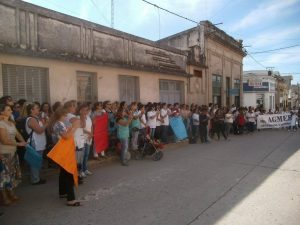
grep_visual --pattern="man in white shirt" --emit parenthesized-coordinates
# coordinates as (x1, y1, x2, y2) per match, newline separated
(191, 109, 200, 142)
(246, 107, 256, 132)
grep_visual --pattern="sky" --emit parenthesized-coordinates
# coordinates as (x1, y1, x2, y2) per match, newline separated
(23, 0, 300, 83)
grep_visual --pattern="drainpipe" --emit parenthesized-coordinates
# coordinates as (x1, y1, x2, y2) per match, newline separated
(240, 62, 243, 107)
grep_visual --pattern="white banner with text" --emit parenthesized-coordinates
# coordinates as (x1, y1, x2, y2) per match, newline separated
(257, 114, 292, 129)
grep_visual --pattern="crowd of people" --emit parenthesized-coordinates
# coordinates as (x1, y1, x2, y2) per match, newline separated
(0, 95, 299, 207)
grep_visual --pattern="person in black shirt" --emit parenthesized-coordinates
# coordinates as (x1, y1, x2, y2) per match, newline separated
(199, 108, 209, 143)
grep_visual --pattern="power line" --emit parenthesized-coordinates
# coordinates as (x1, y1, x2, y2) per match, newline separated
(157, 7, 161, 39)
(246, 52, 266, 69)
(209, 0, 237, 21)
(254, 52, 300, 55)
(111, 0, 114, 28)
(250, 43, 300, 54)
(141, 0, 198, 24)
(89, 0, 110, 25)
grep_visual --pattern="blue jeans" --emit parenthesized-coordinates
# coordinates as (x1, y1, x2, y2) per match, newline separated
(30, 150, 43, 183)
(120, 138, 129, 162)
(82, 143, 91, 172)
(76, 147, 84, 173)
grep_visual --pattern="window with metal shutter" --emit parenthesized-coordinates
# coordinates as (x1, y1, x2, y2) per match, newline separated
(2, 64, 49, 103)
(76, 71, 97, 103)
(159, 80, 184, 104)
(119, 75, 140, 103)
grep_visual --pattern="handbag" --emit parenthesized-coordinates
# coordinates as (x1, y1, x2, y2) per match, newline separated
(24, 126, 42, 169)
(24, 144, 42, 169)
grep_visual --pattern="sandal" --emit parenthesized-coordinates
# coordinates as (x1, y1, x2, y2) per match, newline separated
(66, 201, 81, 207)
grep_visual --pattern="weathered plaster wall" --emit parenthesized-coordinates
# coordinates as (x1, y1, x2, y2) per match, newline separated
(0, 0, 187, 76)
(0, 53, 187, 104)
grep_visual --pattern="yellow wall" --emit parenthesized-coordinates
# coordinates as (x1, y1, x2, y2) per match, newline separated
(0, 54, 187, 104)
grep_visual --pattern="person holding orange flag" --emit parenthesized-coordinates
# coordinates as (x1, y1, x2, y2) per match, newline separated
(47, 107, 81, 206)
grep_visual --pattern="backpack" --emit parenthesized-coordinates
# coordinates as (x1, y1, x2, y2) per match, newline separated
(16, 116, 35, 141)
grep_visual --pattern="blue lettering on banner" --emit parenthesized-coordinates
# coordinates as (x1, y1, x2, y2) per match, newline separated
(258, 114, 292, 129)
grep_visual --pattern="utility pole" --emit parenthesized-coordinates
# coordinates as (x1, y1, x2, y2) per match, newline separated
(111, 0, 114, 28)
(297, 82, 299, 108)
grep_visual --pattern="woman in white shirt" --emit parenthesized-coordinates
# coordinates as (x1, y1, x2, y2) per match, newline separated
(83, 106, 93, 176)
(155, 104, 163, 141)
(26, 103, 47, 185)
(224, 107, 233, 137)
(160, 103, 170, 144)
(75, 103, 88, 178)
(147, 104, 158, 140)
(246, 107, 256, 132)
(139, 104, 147, 139)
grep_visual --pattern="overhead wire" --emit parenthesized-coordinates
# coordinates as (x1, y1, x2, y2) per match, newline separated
(89, 0, 111, 25)
(209, 0, 238, 21)
(244, 49, 267, 69)
(157, 7, 161, 39)
(250, 43, 300, 54)
(141, 0, 199, 24)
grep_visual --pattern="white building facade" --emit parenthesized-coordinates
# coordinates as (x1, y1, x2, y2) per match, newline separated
(243, 71, 276, 110)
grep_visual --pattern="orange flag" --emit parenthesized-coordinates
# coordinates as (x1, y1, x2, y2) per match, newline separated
(47, 137, 78, 186)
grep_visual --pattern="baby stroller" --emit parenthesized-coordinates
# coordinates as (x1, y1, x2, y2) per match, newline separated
(135, 134, 164, 161)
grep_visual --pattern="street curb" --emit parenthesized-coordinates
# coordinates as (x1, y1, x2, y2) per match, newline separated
(22, 140, 189, 181)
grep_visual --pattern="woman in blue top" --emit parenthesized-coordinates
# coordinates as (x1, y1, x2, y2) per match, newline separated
(116, 108, 133, 166)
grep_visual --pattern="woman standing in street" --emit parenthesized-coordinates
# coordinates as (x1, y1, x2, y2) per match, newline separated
(116, 108, 133, 166)
(214, 107, 227, 140)
(224, 107, 233, 137)
(0, 104, 26, 205)
(147, 104, 158, 140)
(48, 107, 81, 206)
(26, 103, 47, 185)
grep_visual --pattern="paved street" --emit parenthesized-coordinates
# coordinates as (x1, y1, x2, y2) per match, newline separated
(1, 130, 300, 225)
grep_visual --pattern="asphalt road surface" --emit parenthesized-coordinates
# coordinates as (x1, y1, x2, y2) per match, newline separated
(1, 129, 300, 225)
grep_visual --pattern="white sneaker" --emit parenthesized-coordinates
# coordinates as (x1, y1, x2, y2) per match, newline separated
(84, 170, 93, 175)
(80, 171, 86, 178)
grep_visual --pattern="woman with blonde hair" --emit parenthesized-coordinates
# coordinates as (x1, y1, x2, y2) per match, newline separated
(48, 107, 81, 206)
